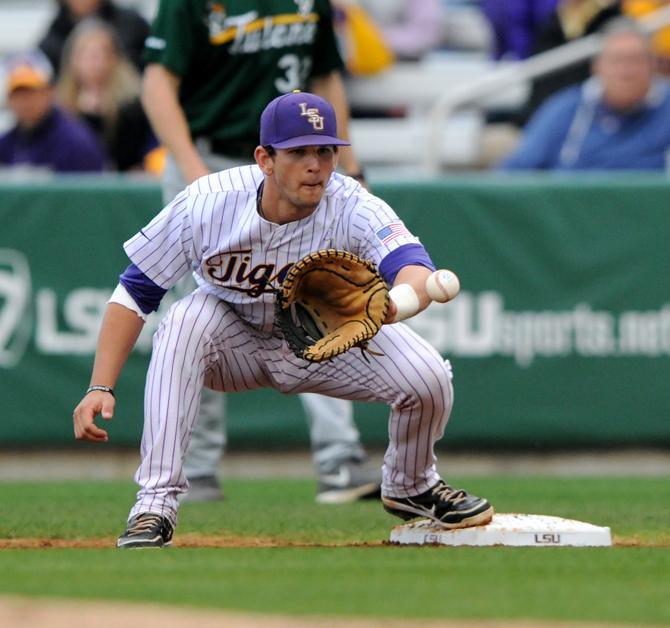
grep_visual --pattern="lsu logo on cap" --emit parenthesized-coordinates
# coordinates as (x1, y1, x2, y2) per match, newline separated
(298, 102, 324, 130)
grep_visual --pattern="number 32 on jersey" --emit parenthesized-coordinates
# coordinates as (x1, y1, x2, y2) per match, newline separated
(275, 54, 313, 92)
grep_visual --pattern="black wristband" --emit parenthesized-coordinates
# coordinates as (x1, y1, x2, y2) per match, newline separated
(86, 385, 114, 397)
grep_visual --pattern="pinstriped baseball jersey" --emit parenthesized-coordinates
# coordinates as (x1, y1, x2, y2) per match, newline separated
(124, 166, 422, 331)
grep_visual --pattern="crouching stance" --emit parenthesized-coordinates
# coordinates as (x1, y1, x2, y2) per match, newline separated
(72, 92, 493, 548)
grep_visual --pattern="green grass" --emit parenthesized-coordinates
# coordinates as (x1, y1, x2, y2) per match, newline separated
(0, 476, 669, 624)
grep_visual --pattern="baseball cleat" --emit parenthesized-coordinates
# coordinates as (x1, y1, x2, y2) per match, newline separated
(116, 513, 174, 548)
(382, 480, 494, 529)
(316, 460, 381, 504)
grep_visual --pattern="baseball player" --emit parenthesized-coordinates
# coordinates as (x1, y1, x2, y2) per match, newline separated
(142, 0, 376, 503)
(73, 92, 494, 548)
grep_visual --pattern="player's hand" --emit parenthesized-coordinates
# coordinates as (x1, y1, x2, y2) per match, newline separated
(73, 391, 115, 442)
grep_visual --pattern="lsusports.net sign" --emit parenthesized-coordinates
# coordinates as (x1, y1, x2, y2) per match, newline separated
(410, 293, 670, 368)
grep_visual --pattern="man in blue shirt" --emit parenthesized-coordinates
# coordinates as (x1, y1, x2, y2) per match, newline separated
(0, 52, 105, 173)
(499, 19, 670, 171)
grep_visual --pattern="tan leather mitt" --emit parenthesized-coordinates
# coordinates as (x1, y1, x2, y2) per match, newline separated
(275, 249, 389, 362)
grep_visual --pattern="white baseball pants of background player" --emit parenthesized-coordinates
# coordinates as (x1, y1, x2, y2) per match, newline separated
(128, 289, 453, 525)
(162, 148, 367, 483)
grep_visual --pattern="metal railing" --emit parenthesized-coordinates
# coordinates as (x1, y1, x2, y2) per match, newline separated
(423, 6, 670, 173)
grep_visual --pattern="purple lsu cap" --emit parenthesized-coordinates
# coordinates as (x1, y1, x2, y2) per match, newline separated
(260, 91, 351, 149)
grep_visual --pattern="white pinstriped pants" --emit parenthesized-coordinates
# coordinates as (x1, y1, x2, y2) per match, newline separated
(129, 289, 454, 526)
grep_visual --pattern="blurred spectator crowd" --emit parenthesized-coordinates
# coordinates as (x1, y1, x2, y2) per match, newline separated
(0, 0, 158, 175)
(1, 0, 670, 175)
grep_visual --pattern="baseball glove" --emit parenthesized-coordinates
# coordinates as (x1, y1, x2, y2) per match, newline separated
(275, 249, 389, 362)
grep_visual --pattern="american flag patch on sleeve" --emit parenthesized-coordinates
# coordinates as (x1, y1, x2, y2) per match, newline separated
(376, 222, 412, 244)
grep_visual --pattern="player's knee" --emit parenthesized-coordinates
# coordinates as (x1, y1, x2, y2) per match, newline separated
(419, 358, 453, 412)
(407, 357, 453, 414)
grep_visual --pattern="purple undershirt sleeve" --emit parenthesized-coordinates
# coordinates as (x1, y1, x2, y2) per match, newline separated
(378, 243, 436, 285)
(118, 263, 168, 314)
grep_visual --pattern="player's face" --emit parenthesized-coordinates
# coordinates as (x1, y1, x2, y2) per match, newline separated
(271, 145, 338, 212)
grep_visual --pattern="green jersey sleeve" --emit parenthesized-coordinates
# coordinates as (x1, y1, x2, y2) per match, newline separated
(144, 0, 200, 78)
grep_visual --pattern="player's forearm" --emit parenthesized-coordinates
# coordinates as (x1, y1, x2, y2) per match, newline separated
(386, 265, 432, 324)
(142, 64, 209, 183)
(89, 303, 145, 389)
(310, 71, 362, 175)
(393, 265, 433, 313)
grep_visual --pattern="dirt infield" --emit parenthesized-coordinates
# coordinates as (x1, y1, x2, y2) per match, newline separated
(0, 533, 667, 550)
(0, 535, 383, 549)
(0, 596, 631, 628)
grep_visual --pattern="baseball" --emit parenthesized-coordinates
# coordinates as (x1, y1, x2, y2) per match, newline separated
(425, 270, 460, 303)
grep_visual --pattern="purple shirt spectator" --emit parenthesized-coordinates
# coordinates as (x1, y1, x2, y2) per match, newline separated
(0, 105, 106, 173)
(482, 0, 560, 60)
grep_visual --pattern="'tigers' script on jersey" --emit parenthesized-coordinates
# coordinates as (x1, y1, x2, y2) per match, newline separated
(204, 249, 294, 298)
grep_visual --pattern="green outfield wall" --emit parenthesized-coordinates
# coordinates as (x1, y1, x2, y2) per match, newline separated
(1, 173, 669, 449)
